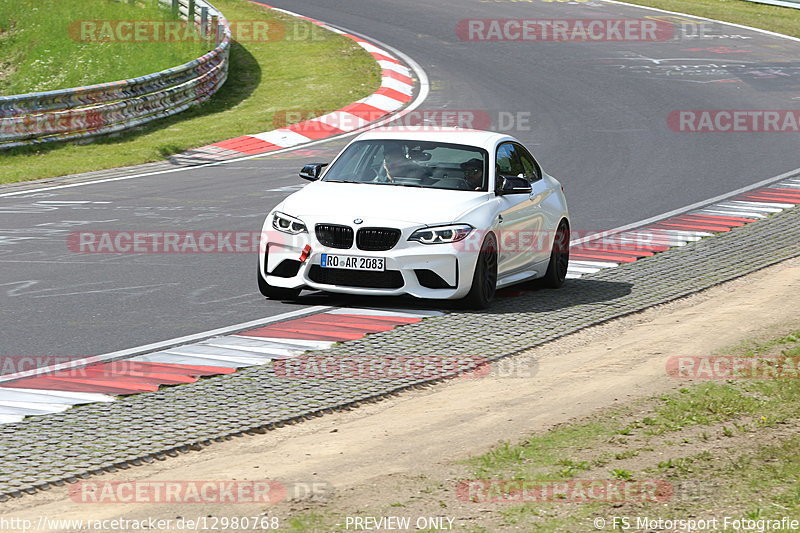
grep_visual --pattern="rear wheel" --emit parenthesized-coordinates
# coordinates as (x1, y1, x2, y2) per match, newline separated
(258, 252, 301, 300)
(536, 220, 570, 289)
(462, 234, 498, 309)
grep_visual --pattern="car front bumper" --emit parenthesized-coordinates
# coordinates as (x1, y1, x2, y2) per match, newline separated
(259, 230, 479, 300)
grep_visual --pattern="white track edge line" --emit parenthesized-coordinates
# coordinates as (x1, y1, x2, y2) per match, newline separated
(603, 0, 800, 43)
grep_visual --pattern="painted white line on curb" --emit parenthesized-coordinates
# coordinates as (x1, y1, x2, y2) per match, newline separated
(568, 260, 619, 268)
(571, 166, 800, 246)
(0, 306, 331, 383)
(251, 129, 312, 147)
(717, 203, 785, 213)
(0, 388, 115, 403)
(379, 61, 411, 75)
(605, 0, 800, 44)
(698, 209, 766, 219)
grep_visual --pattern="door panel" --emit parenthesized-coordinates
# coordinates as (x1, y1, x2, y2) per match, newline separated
(495, 142, 544, 275)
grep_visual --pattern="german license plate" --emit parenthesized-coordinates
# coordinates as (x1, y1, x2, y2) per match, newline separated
(320, 254, 385, 271)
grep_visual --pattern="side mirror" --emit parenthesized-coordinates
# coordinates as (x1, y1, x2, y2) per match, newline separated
(496, 175, 532, 195)
(299, 163, 328, 181)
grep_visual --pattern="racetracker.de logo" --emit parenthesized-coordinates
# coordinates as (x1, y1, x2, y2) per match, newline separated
(668, 110, 800, 132)
(457, 19, 674, 42)
(456, 479, 673, 503)
(70, 481, 286, 503)
(0, 358, 173, 379)
(67, 19, 325, 43)
(666, 356, 800, 379)
(273, 354, 490, 379)
(274, 109, 495, 132)
(67, 231, 273, 253)
(67, 229, 675, 254)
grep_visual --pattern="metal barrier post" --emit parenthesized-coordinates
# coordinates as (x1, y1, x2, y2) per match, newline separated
(211, 15, 219, 44)
(200, 6, 208, 36)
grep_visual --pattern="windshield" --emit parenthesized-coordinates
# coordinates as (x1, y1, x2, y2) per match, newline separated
(322, 139, 490, 192)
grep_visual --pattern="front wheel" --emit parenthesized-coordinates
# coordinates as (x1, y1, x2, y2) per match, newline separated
(462, 233, 498, 309)
(258, 255, 301, 300)
(536, 220, 570, 289)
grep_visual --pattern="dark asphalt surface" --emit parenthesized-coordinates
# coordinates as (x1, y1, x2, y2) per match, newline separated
(2, 0, 800, 362)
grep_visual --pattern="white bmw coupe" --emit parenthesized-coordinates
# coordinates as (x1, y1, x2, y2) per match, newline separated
(258, 127, 569, 308)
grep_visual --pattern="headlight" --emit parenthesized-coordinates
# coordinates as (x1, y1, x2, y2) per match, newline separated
(408, 224, 473, 244)
(272, 211, 307, 235)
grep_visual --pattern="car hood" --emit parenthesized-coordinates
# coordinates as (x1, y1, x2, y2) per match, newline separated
(279, 181, 489, 225)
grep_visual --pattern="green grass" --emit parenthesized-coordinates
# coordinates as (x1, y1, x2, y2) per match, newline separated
(621, 0, 800, 39)
(469, 421, 622, 479)
(260, 332, 800, 532)
(0, 0, 212, 95)
(0, 0, 380, 183)
(459, 328, 800, 531)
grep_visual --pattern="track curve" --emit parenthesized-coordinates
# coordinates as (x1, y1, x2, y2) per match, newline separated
(1, 0, 799, 361)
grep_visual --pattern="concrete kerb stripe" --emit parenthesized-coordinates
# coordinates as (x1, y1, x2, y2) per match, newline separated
(200, 3, 418, 158)
(567, 173, 800, 278)
(0, 306, 331, 384)
(570, 166, 800, 246)
(0, 307, 440, 421)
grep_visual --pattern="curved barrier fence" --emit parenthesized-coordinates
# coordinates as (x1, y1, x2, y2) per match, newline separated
(0, 0, 231, 150)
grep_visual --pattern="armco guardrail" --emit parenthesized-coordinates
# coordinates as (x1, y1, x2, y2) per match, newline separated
(0, 0, 231, 150)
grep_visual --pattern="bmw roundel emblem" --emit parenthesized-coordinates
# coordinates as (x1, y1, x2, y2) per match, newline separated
(353, 218, 363, 224)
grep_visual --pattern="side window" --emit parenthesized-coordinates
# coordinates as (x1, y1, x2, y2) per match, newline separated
(495, 143, 519, 176)
(514, 144, 542, 183)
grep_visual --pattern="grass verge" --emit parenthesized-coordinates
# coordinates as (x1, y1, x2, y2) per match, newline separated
(275, 328, 800, 532)
(0, 0, 380, 184)
(457, 328, 800, 531)
(619, 0, 800, 39)
(0, 0, 211, 95)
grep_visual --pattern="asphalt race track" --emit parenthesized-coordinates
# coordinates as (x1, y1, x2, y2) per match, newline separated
(1, 0, 800, 363)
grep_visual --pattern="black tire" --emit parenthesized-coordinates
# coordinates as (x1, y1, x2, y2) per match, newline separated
(536, 220, 570, 289)
(258, 253, 301, 300)
(462, 233, 498, 309)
